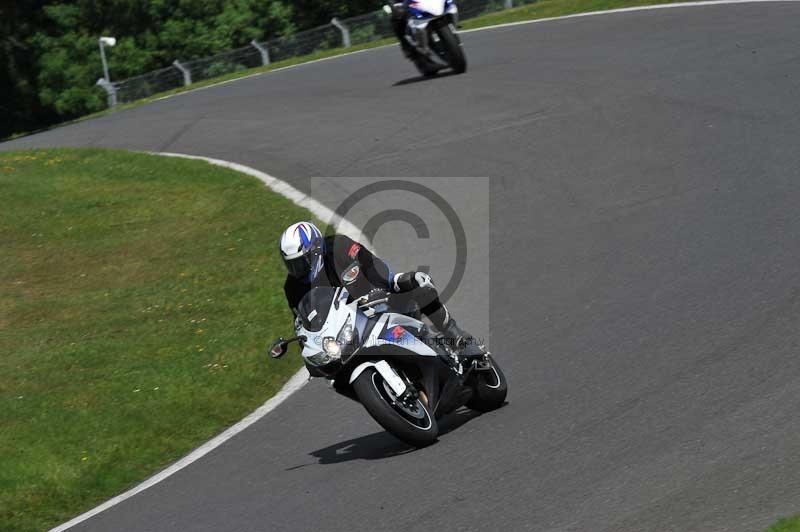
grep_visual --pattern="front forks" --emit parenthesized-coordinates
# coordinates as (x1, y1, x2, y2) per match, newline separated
(406, 16, 453, 59)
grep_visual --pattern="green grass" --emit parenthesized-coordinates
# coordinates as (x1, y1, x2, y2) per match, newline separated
(768, 515, 800, 532)
(4, 0, 695, 141)
(0, 148, 307, 532)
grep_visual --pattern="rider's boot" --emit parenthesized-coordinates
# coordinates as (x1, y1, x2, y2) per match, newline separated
(441, 319, 485, 360)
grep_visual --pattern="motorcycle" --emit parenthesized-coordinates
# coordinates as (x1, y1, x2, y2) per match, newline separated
(269, 286, 507, 447)
(385, 0, 467, 76)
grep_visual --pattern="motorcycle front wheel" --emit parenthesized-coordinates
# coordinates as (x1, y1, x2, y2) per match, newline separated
(432, 22, 467, 74)
(353, 366, 439, 447)
(467, 355, 508, 412)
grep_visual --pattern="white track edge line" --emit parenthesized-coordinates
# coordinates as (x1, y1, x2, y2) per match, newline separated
(48, 152, 370, 532)
(461, 0, 800, 33)
(155, 152, 372, 247)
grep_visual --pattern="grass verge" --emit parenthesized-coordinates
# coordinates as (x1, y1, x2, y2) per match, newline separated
(4, 0, 696, 141)
(768, 515, 800, 532)
(0, 148, 306, 532)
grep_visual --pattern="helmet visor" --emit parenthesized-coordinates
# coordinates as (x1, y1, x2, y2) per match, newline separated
(284, 247, 323, 280)
(285, 254, 312, 278)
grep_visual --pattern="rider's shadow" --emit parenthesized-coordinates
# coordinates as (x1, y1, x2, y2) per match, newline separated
(304, 407, 482, 466)
(392, 70, 461, 87)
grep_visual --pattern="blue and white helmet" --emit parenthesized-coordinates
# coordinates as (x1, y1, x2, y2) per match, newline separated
(279, 221, 325, 282)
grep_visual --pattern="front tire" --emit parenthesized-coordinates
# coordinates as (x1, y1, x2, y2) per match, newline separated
(353, 366, 439, 447)
(467, 355, 508, 412)
(434, 22, 467, 74)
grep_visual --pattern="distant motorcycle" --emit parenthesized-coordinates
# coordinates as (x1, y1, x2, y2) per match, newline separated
(386, 0, 467, 76)
(269, 286, 507, 447)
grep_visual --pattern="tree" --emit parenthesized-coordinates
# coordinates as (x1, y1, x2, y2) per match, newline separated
(0, 1, 57, 138)
(1, 0, 298, 138)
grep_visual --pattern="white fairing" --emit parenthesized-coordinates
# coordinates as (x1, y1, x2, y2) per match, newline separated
(295, 287, 439, 369)
(371, 314, 439, 358)
(349, 360, 407, 395)
(296, 288, 355, 366)
(411, 0, 446, 16)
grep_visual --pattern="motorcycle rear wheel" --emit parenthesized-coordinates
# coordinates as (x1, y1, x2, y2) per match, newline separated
(353, 366, 439, 447)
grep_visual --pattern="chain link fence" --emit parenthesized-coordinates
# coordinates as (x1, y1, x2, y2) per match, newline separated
(113, 65, 185, 104)
(100, 0, 537, 105)
(182, 45, 264, 85)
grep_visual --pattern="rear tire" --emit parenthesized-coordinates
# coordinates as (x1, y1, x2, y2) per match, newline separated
(467, 355, 508, 412)
(353, 366, 439, 447)
(434, 23, 467, 74)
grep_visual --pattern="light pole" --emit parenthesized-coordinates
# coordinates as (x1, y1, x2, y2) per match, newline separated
(98, 36, 116, 83)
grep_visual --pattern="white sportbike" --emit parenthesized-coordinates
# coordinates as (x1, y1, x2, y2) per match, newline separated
(270, 286, 507, 447)
(387, 0, 467, 76)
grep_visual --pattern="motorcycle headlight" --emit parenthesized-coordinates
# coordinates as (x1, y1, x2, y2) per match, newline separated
(322, 337, 341, 357)
(328, 316, 357, 357)
(308, 316, 356, 366)
(337, 318, 354, 344)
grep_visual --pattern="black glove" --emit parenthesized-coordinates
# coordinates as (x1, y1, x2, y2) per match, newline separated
(359, 288, 389, 305)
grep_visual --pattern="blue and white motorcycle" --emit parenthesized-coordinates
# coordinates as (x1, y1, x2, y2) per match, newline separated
(269, 286, 506, 447)
(386, 0, 467, 76)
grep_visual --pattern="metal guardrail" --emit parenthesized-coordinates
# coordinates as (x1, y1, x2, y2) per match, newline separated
(97, 0, 535, 106)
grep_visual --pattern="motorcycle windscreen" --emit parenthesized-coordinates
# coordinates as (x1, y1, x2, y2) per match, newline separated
(297, 286, 337, 332)
(409, 0, 446, 16)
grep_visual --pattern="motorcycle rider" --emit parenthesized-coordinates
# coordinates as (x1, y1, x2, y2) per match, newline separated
(278, 221, 481, 358)
(389, 1, 414, 57)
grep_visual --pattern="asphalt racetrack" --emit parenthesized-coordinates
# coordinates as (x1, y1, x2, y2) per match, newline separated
(5, 3, 800, 530)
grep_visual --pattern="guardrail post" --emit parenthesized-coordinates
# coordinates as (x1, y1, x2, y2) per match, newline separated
(250, 39, 271, 66)
(95, 78, 117, 108)
(331, 17, 352, 48)
(172, 60, 192, 86)
(504, 0, 513, 8)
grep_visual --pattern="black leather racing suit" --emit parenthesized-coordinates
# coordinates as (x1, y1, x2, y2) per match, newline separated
(390, 2, 413, 56)
(284, 234, 450, 329)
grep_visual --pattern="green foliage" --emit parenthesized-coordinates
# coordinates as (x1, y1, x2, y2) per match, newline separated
(290, 0, 380, 29)
(1, 0, 299, 137)
(768, 515, 800, 532)
(0, 1, 58, 137)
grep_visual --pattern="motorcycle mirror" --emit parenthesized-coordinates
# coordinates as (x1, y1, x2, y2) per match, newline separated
(268, 338, 288, 359)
